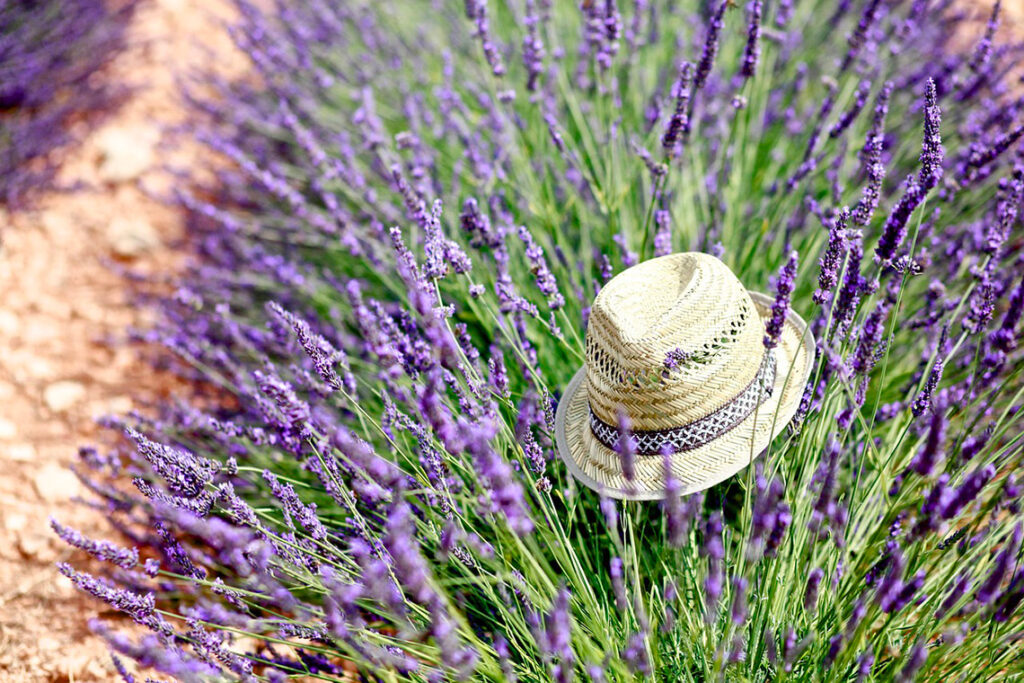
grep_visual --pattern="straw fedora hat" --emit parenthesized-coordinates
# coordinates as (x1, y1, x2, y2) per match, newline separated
(554, 252, 815, 501)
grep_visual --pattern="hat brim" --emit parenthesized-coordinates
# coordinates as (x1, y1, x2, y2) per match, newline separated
(554, 291, 816, 501)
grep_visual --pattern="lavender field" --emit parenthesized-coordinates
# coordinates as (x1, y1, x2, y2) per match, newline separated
(7, 0, 1024, 681)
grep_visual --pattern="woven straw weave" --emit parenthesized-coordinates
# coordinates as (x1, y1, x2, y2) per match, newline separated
(555, 253, 814, 500)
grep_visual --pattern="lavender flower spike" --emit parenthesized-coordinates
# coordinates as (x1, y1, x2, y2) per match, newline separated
(814, 209, 848, 305)
(896, 642, 927, 682)
(976, 523, 1022, 603)
(909, 410, 946, 476)
(829, 81, 871, 140)
(522, 0, 545, 92)
(911, 357, 944, 417)
(965, 123, 1024, 174)
(51, 519, 139, 570)
(852, 82, 892, 227)
(941, 465, 996, 520)
(693, 1, 728, 94)
(804, 568, 824, 612)
(874, 174, 924, 265)
(968, 1, 1001, 73)
(840, 0, 882, 72)
(653, 209, 673, 257)
(740, 0, 763, 79)
(764, 251, 798, 349)
(662, 62, 694, 155)
(465, 0, 505, 77)
(541, 586, 575, 682)
(518, 226, 566, 310)
(918, 79, 943, 191)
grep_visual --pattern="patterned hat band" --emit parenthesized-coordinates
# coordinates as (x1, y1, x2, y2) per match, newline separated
(588, 351, 777, 456)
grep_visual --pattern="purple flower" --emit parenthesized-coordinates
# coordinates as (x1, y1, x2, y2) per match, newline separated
(0, 0, 133, 207)
(613, 233, 638, 267)
(913, 473, 950, 537)
(875, 174, 924, 265)
(852, 82, 892, 227)
(918, 79, 944, 190)
(125, 427, 216, 499)
(581, 0, 622, 71)
(540, 586, 575, 682)
(58, 564, 156, 627)
(874, 545, 905, 607)
(884, 569, 925, 613)
(814, 210, 849, 305)
(51, 519, 139, 570)
(764, 251, 798, 349)
(809, 438, 846, 543)
(909, 410, 946, 476)
(623, 632, 651, 675)
(896, 642, 927, 682)
(765, 501, 792, 557)
(739, 0, 763, 79)
(965, 261, 998, 334)
(782, 628, 813, 673)
(936, 572, 970, 619)
(832, 231, 867, 337)
(967, 1, 1001, 73)
(702, 511, 724, 619)
(459, 419, 534, 536)
(662, 62, 694, 155)
(522, 0, 545, 91)
(663, 347, 690, 371)
(985, 172, 1024, 255)
(804, 568, 823, 612)
(829, 81, 870, 140)
(992, 275, 1024, 352)
(653, 209, 673, 257)
(850, 279, 895, 384)
(111, 654, 135, 683)
(730, 576, 748, 624)
(977, 523, 1022, 603)
(610, 557, 626, 610)
(912, 334, 947, 416)
(663, 451, 698, 546)
(693, 1, 728, 94)
(518, 226, 566, 310)
(855, 650, 875, 682)
(840, 0, 882, 72)
(965, 123, 1024, 175)
(749, 475, 787, 559)
(824, 633, 843, 667)
(465, 0, 505, 77)
(262, 470, 328, 541)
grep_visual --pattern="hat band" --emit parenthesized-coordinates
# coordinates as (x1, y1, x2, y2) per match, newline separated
(588, 351, 777, 456)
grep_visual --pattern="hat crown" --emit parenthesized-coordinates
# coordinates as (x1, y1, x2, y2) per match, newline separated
(584, 253, 764, 430)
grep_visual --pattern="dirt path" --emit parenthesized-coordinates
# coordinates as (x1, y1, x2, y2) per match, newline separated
(0, 0, 239, 680)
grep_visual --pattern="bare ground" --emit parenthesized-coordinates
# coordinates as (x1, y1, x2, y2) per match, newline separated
(0, 0, 239, 679)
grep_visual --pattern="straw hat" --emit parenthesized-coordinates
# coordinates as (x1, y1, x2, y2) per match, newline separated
(554, 252, 815, 501)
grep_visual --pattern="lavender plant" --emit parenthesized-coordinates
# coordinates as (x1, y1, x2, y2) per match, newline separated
(60, 0, 1024, 680)
(0, 0, 135, 206)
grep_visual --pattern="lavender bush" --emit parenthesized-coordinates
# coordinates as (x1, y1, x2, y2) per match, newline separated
(0, 0, 134, 206)
(60, 0, 1024, 680)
